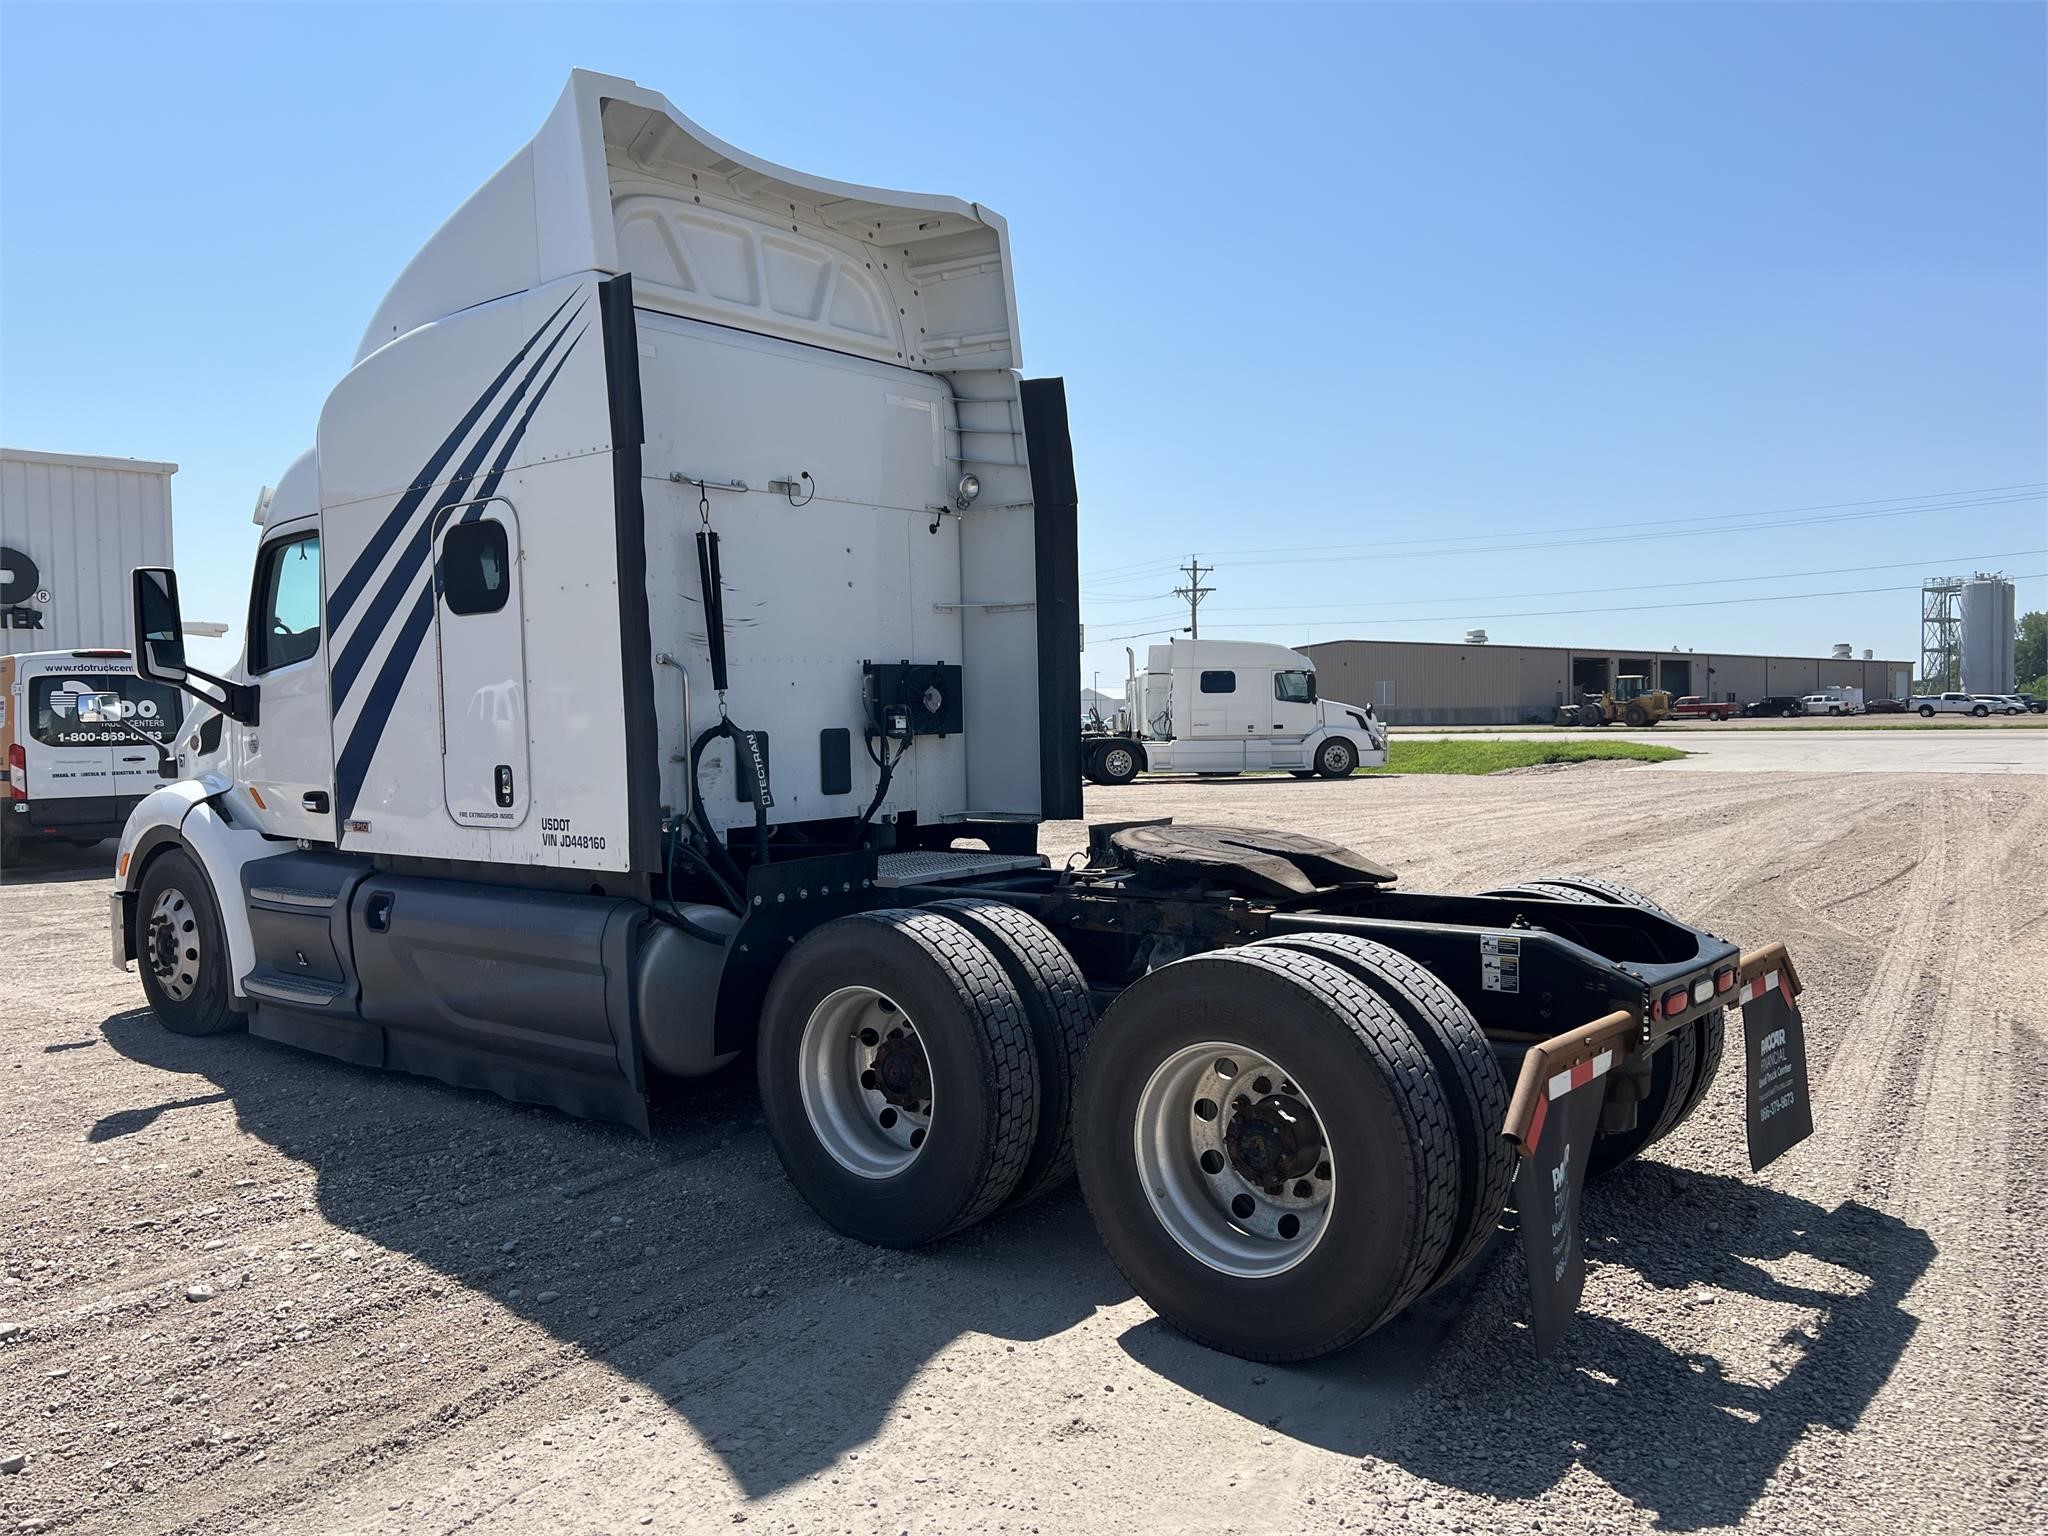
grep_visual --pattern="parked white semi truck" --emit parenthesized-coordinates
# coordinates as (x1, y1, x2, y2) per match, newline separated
(106, 72, 1815, 1363)
(1081, 638, 1387, 785)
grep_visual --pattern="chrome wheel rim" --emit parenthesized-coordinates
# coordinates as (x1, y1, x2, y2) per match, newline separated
(1321, 741, 1350, 772)
(1133, 1041, 1334, 1278)
(147, 887, 203, 1002)
(1103, 748, 1134, 779)
(797, 986, 932, 1178)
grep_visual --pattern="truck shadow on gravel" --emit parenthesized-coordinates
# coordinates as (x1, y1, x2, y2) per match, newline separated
(1128, 1162, 1934, 1531)
(95, 1006, 1127, 1499)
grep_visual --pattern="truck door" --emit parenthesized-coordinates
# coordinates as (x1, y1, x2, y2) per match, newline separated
(24, 668, 115, 808)
(432, 503, 529, 828)
(236, 523, 335, 841)
(105, 675, 181, 798)
(1269, 667, 1320, 770)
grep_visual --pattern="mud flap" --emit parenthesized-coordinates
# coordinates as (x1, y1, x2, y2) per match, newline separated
(1515, 1059, 1609, 1357)
(1739, 967, 1813, 1170)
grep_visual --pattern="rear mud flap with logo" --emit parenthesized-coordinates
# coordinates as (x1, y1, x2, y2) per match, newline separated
(1739, 962, 1813, 1171)
(1502, 1008, 1634, 1357)
(1515, 1054, 1610, 1357)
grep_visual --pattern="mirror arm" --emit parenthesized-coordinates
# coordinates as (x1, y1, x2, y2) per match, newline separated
(169, 666, 260, 728)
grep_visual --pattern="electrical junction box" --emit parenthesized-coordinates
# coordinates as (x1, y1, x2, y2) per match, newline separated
(863, 661, 964, 737)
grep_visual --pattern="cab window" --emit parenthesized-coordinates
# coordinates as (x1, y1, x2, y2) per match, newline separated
(250, 533, 322, 673)
(1199, 670, 1236, 694)
(1274, 670, 1316, 705)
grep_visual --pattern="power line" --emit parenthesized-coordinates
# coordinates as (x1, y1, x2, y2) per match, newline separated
(1183, 548, 2048, 619)
(1078, 482, 2048, 584)
(1171, 556, 1214, 638)
(1086, 570, 2048, 647)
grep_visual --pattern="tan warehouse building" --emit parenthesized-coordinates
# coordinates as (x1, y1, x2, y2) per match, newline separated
(1301, 638, 1913, 725)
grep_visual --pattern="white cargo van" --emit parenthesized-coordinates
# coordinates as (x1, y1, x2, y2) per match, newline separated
(2, 649, 178, 861)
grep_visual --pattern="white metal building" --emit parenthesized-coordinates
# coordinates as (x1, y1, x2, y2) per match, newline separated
(1302, 637, 1914, 725)
(0, 448, 176, 655)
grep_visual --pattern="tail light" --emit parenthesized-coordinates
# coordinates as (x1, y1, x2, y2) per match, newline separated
(1714, 968, 1737, 995)
(7, 742, 25, 801)
(1659, 986, 1689, 1018)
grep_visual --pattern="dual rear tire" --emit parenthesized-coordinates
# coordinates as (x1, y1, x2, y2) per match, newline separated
(1484, 874, 1725, 1177)
(756, 904, 1095, 1247)
(1073, 940, 1511, 1361)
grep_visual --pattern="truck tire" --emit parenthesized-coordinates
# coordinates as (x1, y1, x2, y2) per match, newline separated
(1250, 932, 1513, 1292)
(1623, 703, 1648, 727)
(1073, 946, 1461, 1362)
(1918, 704, 1935, 717)
(1314, 738, 1358, 778)
(1709, 710, 1728, 721)
(1517, 874, 1672, 917)
(757, 909, 1041, 1247)
(1479, 881, 1605, 905)
(134, 847, 240, 1037)
(929, 898, 1096, 1207)
(1587, 1022, 1700, 1178)
(1092, 743, 1140, 786)
(1971, 703, 1988, 717)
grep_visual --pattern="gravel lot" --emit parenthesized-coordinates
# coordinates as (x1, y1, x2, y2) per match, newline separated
(3, 756, 2044, 1535)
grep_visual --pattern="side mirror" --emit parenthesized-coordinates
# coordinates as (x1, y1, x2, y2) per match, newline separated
(129, 566, 259, 726)
(132, 568, 189, 685)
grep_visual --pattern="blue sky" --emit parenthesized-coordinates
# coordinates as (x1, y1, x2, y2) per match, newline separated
(3, 1, 2042, 686)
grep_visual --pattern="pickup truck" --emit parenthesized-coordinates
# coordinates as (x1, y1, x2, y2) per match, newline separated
(1912, 693, 1991, 717)
(1670, 696, 1733, 721)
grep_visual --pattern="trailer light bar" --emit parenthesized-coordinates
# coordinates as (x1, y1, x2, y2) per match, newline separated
(1692, 978, 1715, 1006)
(1714, 967, 1737, 994)
(1659, 986, 1689, 1018)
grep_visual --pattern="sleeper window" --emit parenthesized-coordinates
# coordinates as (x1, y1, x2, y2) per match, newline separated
(1199, 670, 1236, 694)
(250, 533, 322, 673)
(442, 520, 511, 616)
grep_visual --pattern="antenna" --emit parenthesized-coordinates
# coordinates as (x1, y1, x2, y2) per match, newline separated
(1173, 556, 1214, 638)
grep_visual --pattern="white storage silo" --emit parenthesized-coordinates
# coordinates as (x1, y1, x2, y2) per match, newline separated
(1961, 575, 2016, 694)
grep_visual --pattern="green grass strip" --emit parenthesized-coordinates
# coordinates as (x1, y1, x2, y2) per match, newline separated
(1365, 739, 1688, 775)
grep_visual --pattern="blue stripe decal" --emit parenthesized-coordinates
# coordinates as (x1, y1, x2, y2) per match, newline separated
(330, 300, 586, 708)
(333, 585, 436, 827)
(326, 290, 577, 629)
(332, 324, 590, 828)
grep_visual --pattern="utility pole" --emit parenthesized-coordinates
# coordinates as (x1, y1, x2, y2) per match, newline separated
(1173, 556, 1214, 638)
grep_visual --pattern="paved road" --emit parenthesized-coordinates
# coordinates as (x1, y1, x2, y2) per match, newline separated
(3, 768, 2044, 1535)
(1402, 728, 2048, 774)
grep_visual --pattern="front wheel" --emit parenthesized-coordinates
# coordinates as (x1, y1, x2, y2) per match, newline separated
(134, 847, 239, 1036)
(1092, 743, 1140, 786)
(1972, 705, 1989, 717)
(1314, 738, 1358, 778)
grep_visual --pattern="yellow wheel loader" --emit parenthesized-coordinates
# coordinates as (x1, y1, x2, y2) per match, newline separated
(1556, 675, 1672, 728)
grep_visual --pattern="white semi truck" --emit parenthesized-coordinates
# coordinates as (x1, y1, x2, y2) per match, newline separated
(1081, 638, 1387, 784)
(105, 72, 1814, 1363)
